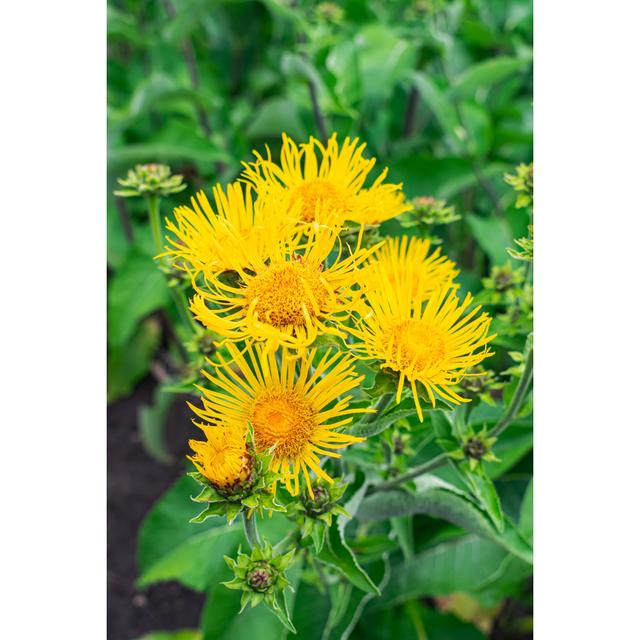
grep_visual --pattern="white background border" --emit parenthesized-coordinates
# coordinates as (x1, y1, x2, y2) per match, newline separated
(1, 0, 639, 637)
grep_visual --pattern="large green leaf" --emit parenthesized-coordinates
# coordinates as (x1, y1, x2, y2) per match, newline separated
(201, 579, 286, 640)
(449, 55, 532, 100)
(108, 248, 169, 348)
(357, 480, 532, 564)
(519, 478, 533, 543)
(348, 409, 417, 438)
(137, 475, 292, 592)
(317, 521, 380, 595)
(466, 213, 514, 266)
(107, 317, 161, 403)
(410, 73, 464, 153)
(376, 534, 531, 608)
(138, 386, 175, 465)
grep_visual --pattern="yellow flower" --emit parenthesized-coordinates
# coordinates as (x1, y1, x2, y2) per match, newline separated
(369, 235, 459, 301)
(242, 133, 411, 226)
(188, 422, 253, 492)
(352, 280, 495, 421)
(162, 181, 293, 275)
(189, 223, 377, 351)
(189, 342, 369, 497)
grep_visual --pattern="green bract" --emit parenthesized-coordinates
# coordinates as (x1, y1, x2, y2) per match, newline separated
(223, 542, 297, 631)
(287, 480, 349, 553)
(114, 163, 187, 198)
(189, 452, 285, 525)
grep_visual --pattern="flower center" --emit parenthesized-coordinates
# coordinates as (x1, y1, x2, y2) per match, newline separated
(388, 319, 447, 373)
(290, 178, 345, 222)
(244, 260, 329, 328)
(250, 390, 316, 459)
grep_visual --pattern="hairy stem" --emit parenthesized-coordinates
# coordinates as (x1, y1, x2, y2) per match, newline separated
(242, 511, 261, 548)
(362, 391, 394, 424)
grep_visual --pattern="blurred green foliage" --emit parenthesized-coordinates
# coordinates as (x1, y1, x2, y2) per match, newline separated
(109, 1, 532, 637)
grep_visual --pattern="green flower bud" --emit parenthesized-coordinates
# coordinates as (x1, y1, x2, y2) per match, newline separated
(246, 561, 276, 592)
(114, 163, 187, 198)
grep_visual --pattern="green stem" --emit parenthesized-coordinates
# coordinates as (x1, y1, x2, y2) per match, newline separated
(362, 391, 394, 424)
(146, 193, 163, 254)
(145, 194, 197, 336)
(371, 349, 534, 493)
(170, 285, 199, 333)
(274, 528, 298, 553)
(242, 511, 261, 548)
(405, 600, 428, 640)
(491, 347, 534, 437)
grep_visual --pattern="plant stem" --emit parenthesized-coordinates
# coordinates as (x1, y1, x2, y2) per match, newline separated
(491, 347, 534, 437)
(370, 349, 534, 493)
(146, 194, 163, 254)
(274, 528, 299, 553)
(242, 511, 261, 548)
(308, 77, 328, 142)
(362, 391, 394, 424)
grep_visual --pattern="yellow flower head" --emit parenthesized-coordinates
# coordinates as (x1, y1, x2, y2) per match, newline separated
(188, 422, 253, 492)
(352, 276, 495, 421)
(189, 223, 378, 351)
(368, 235, 459, 301)
(189, 342, 368, 497)
(162, 181, 293, 275)
(242, 133, 411, 226)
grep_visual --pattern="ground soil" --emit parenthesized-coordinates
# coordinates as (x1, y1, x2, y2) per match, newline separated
(107, 377, 204, 640)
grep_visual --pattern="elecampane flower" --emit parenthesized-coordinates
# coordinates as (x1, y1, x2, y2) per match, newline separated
(352, 275, 495, 421)
(188, 422, 253, 492)
(368, 235, 459, 301)
(242, 133, 411, 226)
(189, 223, 378, 351)
(163, 181, 293, 275)
(189, 342, 369, 497)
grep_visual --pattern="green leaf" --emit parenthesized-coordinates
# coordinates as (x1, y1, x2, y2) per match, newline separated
(108, 248, 170, 347)
(377, 535, 531, 608)
(460, 467, 505, 533)
(391, 516, 414, 561)
(357, 480, 532, 563)
(466, 213, 514, 266)
(449, 55, 532, 100)
(107, 318, 161, 403)
(348, 409, 417, 438)
(288, 580, 331, 640)
(138, 476, 292, 592)
(138, 387, 175, 465)
(201, 580, 285, 640)
(317, 521, 380, 594)
(519, 479, 533, 543)
(323, 558, 391, 640)
(410, 73, 463, 152)
(392, 155, 509, 200)
(246, 97, 305, 141)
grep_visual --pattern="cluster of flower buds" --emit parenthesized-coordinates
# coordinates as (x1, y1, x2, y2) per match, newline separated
(114, 163, 187, 198)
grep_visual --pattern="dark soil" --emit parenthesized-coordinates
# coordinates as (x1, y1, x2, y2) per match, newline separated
(107, 377, 204, 640)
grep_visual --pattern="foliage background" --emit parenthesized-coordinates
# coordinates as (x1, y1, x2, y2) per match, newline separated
(107, 1, 532, 638)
